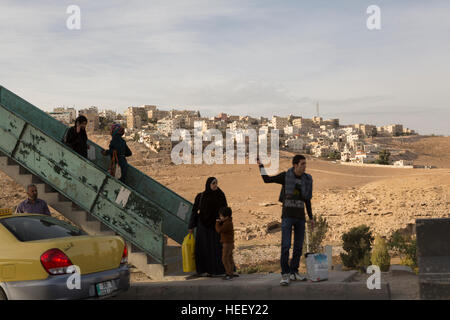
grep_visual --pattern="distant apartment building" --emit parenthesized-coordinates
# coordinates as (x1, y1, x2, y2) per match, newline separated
(271, 116, 289, 130)
(147, 109, 170, 121)
(79, 107, 99, 131)
(332, 141, 345, 152)
(285, 138, 305, 151)
(364, 144, 379, 153)
(230, 121, 243, 131)
(216, 113, 228, 121)
(346, 134, 360, 144)
(384, 124, 403, 136)
(144, 133, 172, 154)
(126, 106, 148, 123)
(239, 115, 258, 124)
(99, 109, 117, 120)
(127, 114, 142, 130)
(170, 109, 199, 118)
(403, 127, 416, 135)
(53, 107, 76, 123)
(394, 160, 413, 167)
(227, 115, 240, 122)
(313, 145, 330, 157)
(85, 114, 99, 131)
(284, 126, 301, 135)
(184, 116, 202, 129)
(354, 151, 378, 164)
(376, 126, 388, 136)
(157, 117, 181, 136)
(229, 120, 257, 131)
(292, 117, 313, 129)
(342, 126, 357, 135)
(193, 120, 217, 133)
(312, 116, 323, 126)
(48, 111, 72, 125)
(354, 124, 377, 137)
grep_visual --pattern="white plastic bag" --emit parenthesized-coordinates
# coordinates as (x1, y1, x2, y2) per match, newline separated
(115, 164, 122, 179)
(305, 223, 329, 281)
(305, 253, 328, 282)
(87, 146, 96, 161)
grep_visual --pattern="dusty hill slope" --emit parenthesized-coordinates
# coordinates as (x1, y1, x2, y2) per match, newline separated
(370, 136, 450, 168)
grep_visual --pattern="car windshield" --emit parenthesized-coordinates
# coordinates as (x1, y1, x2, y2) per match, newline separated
(0, 215, 86, 242)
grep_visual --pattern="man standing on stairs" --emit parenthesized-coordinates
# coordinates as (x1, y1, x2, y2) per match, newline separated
(15, 184, 51, 216)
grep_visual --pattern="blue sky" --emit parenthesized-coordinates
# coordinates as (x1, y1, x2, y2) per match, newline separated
(1, 0, 449, 134)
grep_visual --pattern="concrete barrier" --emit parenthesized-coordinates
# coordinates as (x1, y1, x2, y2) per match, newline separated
(416, 218, 450, 300)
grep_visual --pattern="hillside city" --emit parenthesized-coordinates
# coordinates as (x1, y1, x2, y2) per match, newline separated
(48, 105, 419, 167)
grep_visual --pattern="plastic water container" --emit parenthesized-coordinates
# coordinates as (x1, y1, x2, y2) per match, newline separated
(305, 253, 329, 282)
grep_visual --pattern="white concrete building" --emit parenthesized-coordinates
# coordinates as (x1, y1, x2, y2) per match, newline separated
(285, 138, 305, 151)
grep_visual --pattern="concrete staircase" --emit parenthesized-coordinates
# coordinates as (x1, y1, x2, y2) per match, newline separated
(0, 153, 183, 280)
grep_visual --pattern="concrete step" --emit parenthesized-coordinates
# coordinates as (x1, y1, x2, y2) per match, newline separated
(126, 240, 183, 280)
(129, 251, 165, 280)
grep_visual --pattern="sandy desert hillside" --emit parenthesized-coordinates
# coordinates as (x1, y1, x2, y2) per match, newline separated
(370, 135, 450, 168)
(1, 135, 449, 268)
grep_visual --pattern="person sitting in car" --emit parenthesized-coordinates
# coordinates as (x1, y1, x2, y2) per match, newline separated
(15, 184, 51, 216)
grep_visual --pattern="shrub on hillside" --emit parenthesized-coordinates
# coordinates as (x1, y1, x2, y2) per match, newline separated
(371, 235, 391, 272)
(340, 225, 374, 271)
(375, 149, 391, 165)
(388, 230, 418, 273)
(303, 215, 329, 254)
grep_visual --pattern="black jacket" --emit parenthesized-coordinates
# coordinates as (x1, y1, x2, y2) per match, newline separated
(259, 166, 313, 220)
(65, 126, 88, 157)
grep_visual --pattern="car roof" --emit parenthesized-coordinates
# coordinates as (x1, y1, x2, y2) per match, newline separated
(0, 213, 50, 220)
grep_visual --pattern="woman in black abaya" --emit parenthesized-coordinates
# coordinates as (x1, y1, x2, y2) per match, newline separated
(188, 177, 227, 276)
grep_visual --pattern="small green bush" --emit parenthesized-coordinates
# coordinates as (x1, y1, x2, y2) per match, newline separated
(303, 215, 329, 253)
(388, 230, 417, 272)
(375, 149, 391, 165)
(371, 235, 391, 272)
(340, 225, 374, 271)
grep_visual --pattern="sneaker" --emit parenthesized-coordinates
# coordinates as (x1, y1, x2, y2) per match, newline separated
(280, 274, 290, 286)
(222, 275, 233, 280)
(290, 272, 307, 281)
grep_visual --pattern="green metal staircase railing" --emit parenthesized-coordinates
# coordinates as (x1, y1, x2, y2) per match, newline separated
(0, 86, 193, 264)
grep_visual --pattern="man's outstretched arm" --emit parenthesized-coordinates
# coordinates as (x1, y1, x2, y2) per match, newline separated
(257, 158, 285, 184)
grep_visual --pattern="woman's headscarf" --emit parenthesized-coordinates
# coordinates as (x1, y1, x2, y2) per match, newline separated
(110, 123, 124, 137)
(197, 177, 227, 229)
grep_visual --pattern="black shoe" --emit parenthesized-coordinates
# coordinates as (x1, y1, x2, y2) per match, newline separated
(233, 273, 240, 277)
(222, 275, 233, 280)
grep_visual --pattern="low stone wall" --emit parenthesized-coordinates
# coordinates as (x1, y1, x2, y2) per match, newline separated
(339, 162, 414, 169)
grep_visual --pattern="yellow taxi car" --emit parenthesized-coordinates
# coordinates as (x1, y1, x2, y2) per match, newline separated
(0, 211, 129, 300)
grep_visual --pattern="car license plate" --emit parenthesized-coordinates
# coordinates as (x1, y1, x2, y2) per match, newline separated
(96, 280, 117, 296)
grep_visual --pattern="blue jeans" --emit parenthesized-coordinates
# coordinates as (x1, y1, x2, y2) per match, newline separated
(280, 217, 306, 275)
